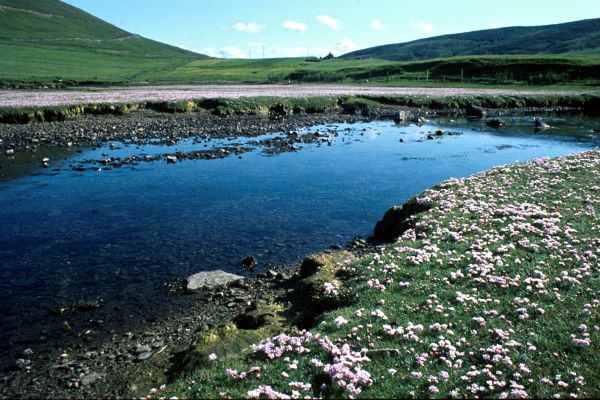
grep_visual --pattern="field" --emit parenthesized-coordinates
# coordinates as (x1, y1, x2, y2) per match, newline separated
(2, 53, 600, 88)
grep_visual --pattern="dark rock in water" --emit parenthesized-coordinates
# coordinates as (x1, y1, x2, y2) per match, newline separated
(466, 105, 486, 118)
(486, 119, 505, 128)
(411, 115, 429, 125)
(241, 255, 257, 270)
(61, 321, 71, 333)
(534, 118, 550, 130)
(185, 270, 244, 293)
(426, 134, 435, 140)
(592, 128, 600, 133)
(371, 198, 433, 243)
(435, 130, 444, 136)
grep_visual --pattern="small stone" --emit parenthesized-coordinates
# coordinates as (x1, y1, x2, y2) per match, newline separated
(166, 155, 177, 164)
(5, 149, 14, 156)
(150, 340, 164, 349)
(15, 358, 31, 370)
(135, 344, 152, 354)
(61, 321, 71, 332)
(367, 348, 401, 359)
(22, 348, 34, 357)
(80, 372, 102, 386)
(136, 351, 153, 361)
(267, 269, 279, 279)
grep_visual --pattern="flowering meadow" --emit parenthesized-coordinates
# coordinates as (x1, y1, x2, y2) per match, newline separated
(152, 150, 599, 399)
(0, 85, 586, 108)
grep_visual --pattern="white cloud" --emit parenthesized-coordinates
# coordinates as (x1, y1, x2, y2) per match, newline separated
(268, 46, 322, 57)
(201, 46, 247, 59)
(282, 19, 308, 32)
(371, 19, 388, 31)
(232, 22, 265, 33)
(316, 15, 341, 31)
(409, 21, 436, 34)
(488, 20, 505, 29)
(332, 38, 358, 56)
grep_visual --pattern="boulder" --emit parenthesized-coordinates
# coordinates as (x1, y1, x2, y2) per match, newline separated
(185, 270, 244, 293)
(371, 198, 432, 243)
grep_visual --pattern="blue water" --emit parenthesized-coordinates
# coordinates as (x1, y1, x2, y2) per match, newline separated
(0, 113, 598, 366)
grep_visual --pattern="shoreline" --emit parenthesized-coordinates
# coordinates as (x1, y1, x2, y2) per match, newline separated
(1, 105, 599, 398)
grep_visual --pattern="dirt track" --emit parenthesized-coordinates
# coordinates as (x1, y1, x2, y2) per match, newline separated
(0, 84, 590, 107)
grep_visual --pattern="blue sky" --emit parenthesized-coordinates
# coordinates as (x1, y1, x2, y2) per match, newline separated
(63, 0, 600, 58)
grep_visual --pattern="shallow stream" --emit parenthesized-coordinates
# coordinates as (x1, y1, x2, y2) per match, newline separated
(0, 113, 598, 370)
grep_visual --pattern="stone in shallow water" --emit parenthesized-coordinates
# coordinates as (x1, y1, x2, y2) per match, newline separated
(80, 372, 102, 386)
(185, 270, 243, 293)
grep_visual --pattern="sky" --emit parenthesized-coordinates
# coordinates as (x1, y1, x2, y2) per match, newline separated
(63, 0, 600, 59)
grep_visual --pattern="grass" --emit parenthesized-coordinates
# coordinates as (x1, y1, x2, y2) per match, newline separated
(2, 44, 600, 87)
(143, 150, 599, 399)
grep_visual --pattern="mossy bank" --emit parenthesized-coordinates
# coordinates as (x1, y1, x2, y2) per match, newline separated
(2, 93, 600, 125)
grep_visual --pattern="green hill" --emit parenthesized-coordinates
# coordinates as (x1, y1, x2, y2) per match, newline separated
(342, 19, 600, 61)
(0, 0, 208, 85)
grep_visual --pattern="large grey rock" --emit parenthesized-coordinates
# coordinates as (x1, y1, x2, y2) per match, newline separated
(185, 270, 244, 293)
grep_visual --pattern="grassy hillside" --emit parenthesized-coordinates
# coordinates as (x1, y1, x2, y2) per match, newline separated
(0, 0, 207, 84)
(342, 19, 600, 61)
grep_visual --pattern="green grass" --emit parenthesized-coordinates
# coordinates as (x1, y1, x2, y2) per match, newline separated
(144, 150, 600, 399)
(4, 50, 600, 87)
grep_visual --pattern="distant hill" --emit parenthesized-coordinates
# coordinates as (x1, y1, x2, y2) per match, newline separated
(0, 0, 208, 84)
(342, 19, 600, 61)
